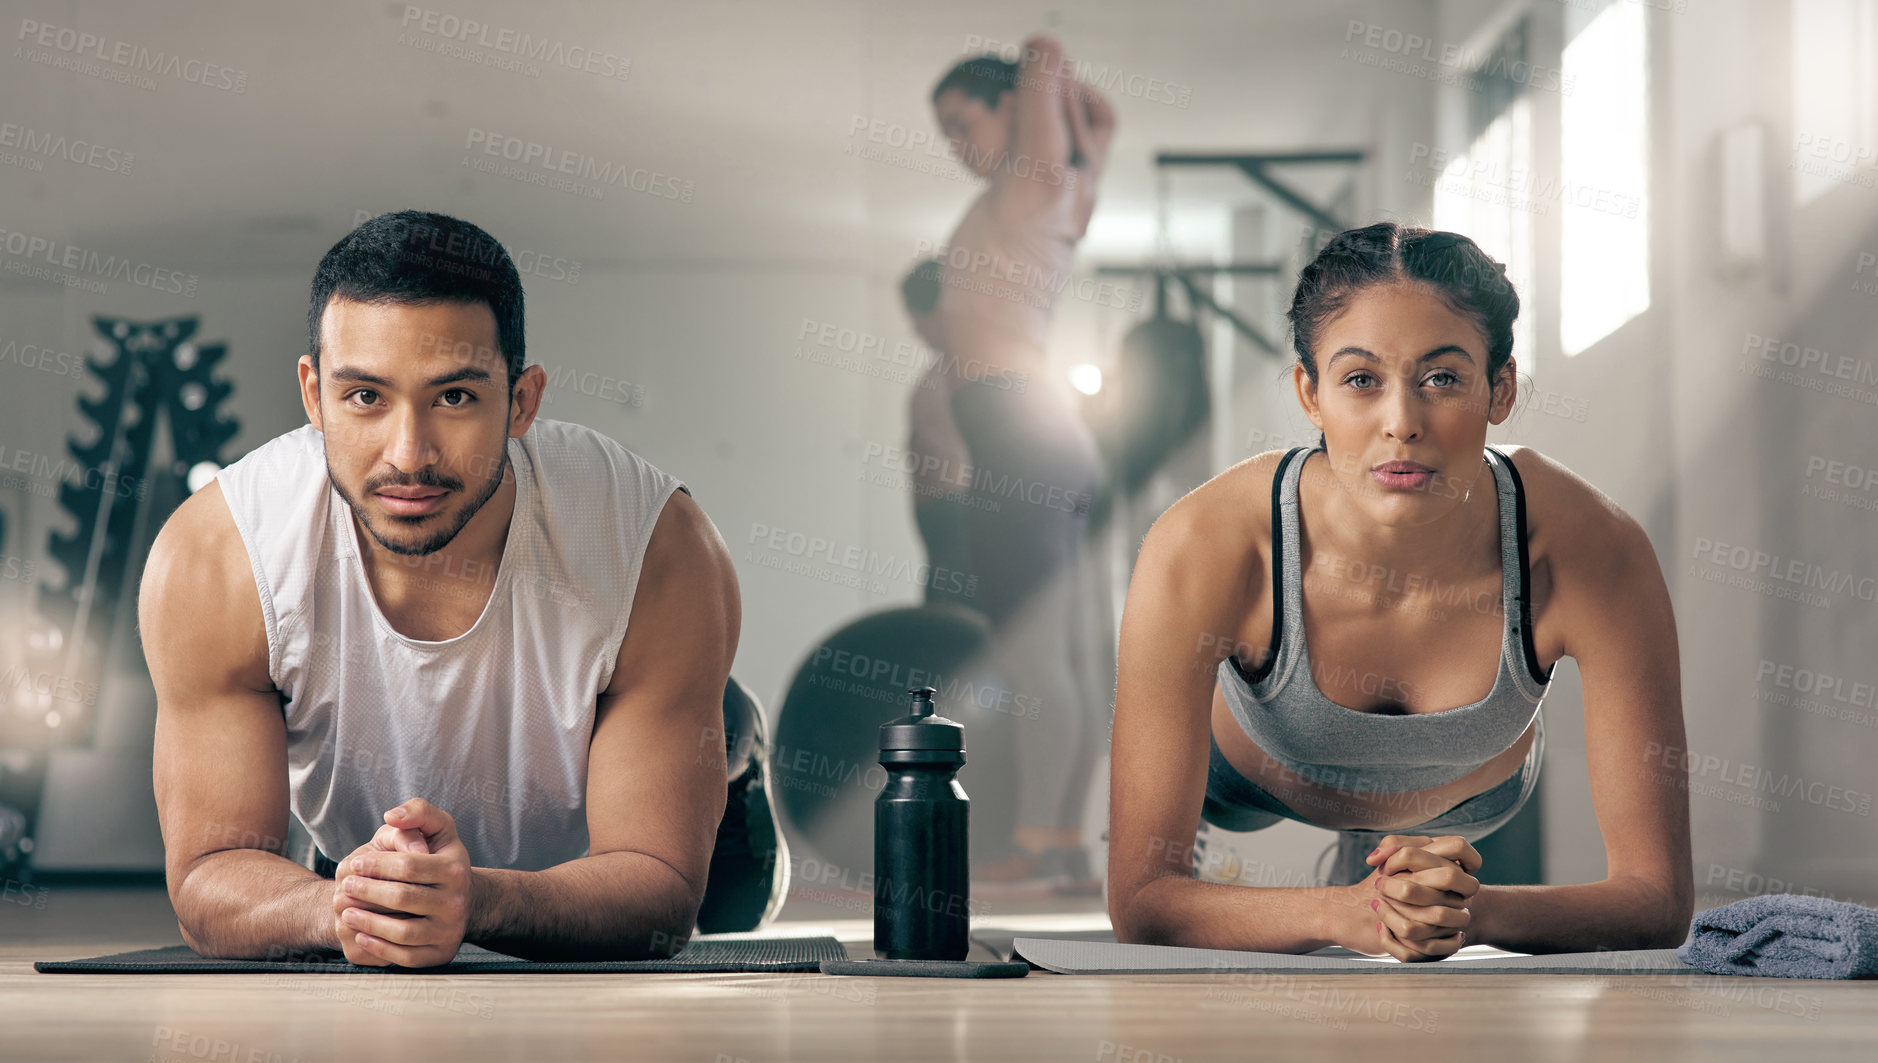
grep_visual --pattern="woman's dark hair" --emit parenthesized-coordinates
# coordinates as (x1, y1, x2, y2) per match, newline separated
(931, 55, 1018, 109)
(900, 258, 944, 318)
(1286, 221, 1520, 450)
(308, 210, 526, 394)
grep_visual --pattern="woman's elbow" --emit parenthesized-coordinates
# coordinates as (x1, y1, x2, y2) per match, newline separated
(1628, 877, 1693, 948)
(1108, 878, 1179, 946)
(1107, 884, 1145, 944)
(1651, 894, 1695, 948)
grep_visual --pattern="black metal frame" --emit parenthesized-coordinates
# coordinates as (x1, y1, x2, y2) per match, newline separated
(1090, 149, 1369, 352)
(1157, 151, 1367, 235)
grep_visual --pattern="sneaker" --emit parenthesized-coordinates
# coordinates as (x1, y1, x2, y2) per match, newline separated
(694, 678, 790, 934)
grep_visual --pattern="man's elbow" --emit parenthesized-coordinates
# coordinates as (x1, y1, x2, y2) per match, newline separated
(582, 860, 703, 962)
(173, 904, 269, 961)
(569, 906, 697, 963)
(643, 917, 696, 961)
(654, 883, 707, 958)
(177, 917, 209, 956)
(168, 868, 219, 957)
(174, 914, 262, 961)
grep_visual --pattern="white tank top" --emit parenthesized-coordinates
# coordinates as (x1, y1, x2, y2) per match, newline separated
(215, 417, 685, 871)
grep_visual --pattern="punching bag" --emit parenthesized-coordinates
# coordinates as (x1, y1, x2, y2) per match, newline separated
(1091, 278, 1210, 496)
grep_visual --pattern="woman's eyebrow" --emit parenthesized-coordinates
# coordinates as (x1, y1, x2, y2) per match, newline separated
(1327, 344, 1475, 368)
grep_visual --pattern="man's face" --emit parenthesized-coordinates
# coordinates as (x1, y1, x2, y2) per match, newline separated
(299, 298, 517, 558)
(934, 88, 1011, 180)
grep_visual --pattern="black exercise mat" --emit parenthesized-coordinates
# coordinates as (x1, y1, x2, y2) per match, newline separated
(821, 957, 1030, 978)
(36, 937, 845, 974)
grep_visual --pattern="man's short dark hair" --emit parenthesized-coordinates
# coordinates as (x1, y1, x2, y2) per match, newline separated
(307, 210, 526, 393)
(931, 55, 1018, 109)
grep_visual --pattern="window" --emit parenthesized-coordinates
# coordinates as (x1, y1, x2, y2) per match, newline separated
(1559, 0, 1649, 357)
(1433, 22, 1536, 374)
(1792, 0, 1878, 207)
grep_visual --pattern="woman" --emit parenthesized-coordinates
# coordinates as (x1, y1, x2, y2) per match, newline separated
(901, 36, 1116, 891)
(1106, 222, 1692, 959)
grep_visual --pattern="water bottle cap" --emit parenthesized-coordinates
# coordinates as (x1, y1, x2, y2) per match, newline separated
(878, 686, 965, 760)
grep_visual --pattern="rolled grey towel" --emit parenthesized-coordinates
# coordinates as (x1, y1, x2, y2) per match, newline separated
(1676, 893, 1878, 979)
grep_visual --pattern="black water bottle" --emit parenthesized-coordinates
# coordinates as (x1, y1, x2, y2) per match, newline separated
(874, 686, 970, 960)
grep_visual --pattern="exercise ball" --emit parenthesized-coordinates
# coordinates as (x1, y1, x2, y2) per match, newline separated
(771, 604, 1020, 880)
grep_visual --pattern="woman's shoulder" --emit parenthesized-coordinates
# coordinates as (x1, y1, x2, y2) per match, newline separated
(1496, 444, 1656, 581)
(1498, 445, 1616, 526)
(1498, 445, 1676, 673)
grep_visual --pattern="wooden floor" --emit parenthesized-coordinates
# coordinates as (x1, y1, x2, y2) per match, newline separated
(4, 885, 1875, 1061)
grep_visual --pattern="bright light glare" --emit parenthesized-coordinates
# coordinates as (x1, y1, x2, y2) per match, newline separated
(187, 461, 221, 493)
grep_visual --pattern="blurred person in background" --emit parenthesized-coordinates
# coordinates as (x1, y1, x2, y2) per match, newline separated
(902, 34, 1116, 891)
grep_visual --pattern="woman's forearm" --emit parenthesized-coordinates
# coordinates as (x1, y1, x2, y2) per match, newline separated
(1469, 876, 1691, 953)
(1116, 873, 1373, 954)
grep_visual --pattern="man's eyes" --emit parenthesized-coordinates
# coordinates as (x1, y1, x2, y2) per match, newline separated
(344, 389, 477, 407)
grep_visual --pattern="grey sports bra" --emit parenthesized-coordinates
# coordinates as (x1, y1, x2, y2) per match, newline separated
(1216, 444, 1555, 794)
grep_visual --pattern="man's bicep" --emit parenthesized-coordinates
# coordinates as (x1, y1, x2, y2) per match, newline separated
(585, 490, 738, 889)
(142, 484, 293, 883)
(153, 687, 293, 875)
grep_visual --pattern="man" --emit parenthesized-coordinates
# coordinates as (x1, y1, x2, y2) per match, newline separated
(140, 210, 786, 967)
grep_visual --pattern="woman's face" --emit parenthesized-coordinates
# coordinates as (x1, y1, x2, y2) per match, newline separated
(1298, 280, 1512, 511)
(933, 88, 1010, 180)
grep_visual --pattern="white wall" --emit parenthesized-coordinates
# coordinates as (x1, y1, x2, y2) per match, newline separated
(1423, 0, 1878, 904)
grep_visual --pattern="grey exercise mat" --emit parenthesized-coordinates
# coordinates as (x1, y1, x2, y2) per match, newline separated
(1011, 937, 1698, 975)
(971, 926, 1116, 962)
(36, 937, 845, 974)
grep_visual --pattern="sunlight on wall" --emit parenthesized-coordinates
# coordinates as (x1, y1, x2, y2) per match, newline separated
(1559, 0, 1649, 357)
(1791, 0, 1878, 207)
(1433, 96, 1535, 375)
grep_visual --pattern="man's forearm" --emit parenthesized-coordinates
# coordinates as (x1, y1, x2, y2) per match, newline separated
(173, 851, 339, 959)
(1469, 876, 1691, 953)
(467, 850, 699, 961)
